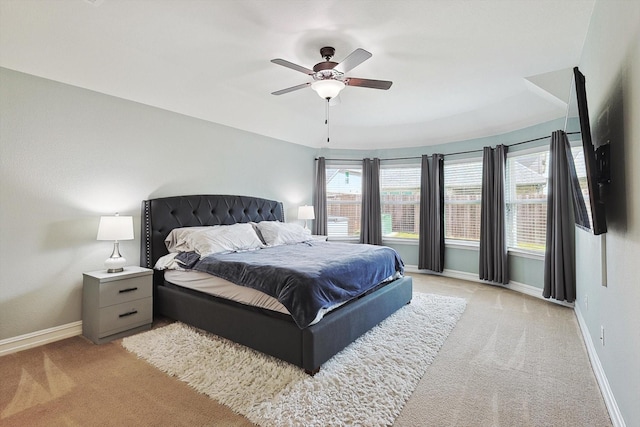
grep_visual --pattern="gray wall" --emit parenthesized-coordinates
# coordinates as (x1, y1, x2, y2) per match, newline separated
(317, 118, 566, 289)
(575, 1, 640, 425)
(0, 68, 316, 340)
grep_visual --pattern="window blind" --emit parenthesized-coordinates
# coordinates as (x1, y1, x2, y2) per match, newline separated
(325, 166, 362, 238)
(380, 166, 421, 239)
(444, 158, 483, 242)
(505, 149, 548, 251)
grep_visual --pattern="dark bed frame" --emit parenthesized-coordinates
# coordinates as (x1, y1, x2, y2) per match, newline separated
(140, 194, 413, 374)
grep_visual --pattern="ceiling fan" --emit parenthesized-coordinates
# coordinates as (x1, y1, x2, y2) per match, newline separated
(271, 46, 393, 102)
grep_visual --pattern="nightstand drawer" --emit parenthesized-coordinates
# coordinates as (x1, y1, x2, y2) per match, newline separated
(99, 275, 152, 307)
(98, 297, 152, 338)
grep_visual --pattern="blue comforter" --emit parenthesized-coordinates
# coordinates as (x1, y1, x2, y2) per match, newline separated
(176, 241, 404, 328)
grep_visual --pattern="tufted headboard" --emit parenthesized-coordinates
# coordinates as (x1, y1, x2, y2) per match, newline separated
(140, 194, 285, 270)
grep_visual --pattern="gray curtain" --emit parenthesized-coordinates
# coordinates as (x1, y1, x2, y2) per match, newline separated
(543, 130, 577, 302)
(479, 145, 508, 284)
(313, 157, 328, 236)
(360, 158, 382, 244)
(418, 154, 445, 272)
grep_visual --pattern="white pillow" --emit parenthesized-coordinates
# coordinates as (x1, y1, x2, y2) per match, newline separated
(154, 252, 185, 271)
(255, 221, 312, 246)
(165, 226, 215, 253)
(186, 223, 265, 257)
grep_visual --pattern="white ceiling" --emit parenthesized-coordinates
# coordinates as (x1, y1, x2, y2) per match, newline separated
(0, 0, 595, 149)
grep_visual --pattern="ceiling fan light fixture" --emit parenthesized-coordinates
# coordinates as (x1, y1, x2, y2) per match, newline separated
(311, 79, 345, 100)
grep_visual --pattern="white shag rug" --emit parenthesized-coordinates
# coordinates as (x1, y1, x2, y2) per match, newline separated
(122, 292, 466, 426)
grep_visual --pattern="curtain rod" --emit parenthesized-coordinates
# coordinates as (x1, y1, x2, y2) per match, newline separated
(315, 131, 580, 162)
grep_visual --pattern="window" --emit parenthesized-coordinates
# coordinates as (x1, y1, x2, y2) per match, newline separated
(505, 148, 548, 252)
(325, 165, 362, 239)
(444, 158, 483, 242)
(380, 165, 421, 239)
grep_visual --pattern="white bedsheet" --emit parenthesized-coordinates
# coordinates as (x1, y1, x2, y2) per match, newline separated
(164, 270, 290, 315)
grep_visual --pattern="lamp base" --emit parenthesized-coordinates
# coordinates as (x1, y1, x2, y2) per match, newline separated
(105, 256, 126, 273)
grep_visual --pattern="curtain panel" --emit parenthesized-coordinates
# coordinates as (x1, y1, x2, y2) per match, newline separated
(418, 154, 445, 272)
(360, 158, 382, 245)
(313, 157, 328, 236)
(543, 130, 577, 302)
(479, 145, 509, 284)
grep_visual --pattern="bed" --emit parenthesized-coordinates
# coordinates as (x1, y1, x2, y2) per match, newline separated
(140, 194, 413, 374)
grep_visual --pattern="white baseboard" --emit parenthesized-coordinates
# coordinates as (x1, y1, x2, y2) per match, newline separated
(0, 321, 83, 357)
(505, 279, 575, 308)
(404, 265, 574, 308)
(574, 306, 625, 427)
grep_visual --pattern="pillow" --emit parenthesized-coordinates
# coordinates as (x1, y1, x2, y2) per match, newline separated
(186, 223, 265, 257)
(165, 226, 215, 253)
(154, 252, 185, 271)
(255, 221, 312, 246)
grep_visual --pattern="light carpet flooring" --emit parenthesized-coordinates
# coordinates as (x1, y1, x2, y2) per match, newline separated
(0, 274, 611, 426)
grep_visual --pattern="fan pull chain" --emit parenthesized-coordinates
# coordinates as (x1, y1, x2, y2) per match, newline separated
(326, 98, 330, 143)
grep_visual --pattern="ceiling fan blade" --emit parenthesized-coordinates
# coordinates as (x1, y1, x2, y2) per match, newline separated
(271, 58, 314, 75)
(271, 82, 311, 95)
(334, 48, 372, 73)
(345, 77, 393, 90)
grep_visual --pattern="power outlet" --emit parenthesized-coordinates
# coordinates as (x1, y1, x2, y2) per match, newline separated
(600, 326, 605, 346)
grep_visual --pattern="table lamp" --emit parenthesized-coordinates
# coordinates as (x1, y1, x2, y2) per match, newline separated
(298, 205, 315, 230)
(97, 213, 134, 273)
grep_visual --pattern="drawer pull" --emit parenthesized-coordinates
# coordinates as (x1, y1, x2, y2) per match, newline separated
(118, 287, 138, 294)
(119, 310, 138, 318)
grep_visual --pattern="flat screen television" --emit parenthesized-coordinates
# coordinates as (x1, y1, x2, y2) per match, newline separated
(568, 67, 608, 235)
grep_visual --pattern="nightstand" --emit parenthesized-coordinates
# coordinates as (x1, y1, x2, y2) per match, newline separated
(82, 266, 153, 344)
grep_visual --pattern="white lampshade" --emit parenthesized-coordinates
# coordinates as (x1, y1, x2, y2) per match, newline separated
(97, 214, 133, 273)
(298, 205, 315, 220)
(311, 79, 345, 100)
(97, 215, 134, 241)
(298, 205, 315, 231)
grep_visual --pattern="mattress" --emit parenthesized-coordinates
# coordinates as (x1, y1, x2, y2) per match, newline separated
(164, 270, 290, 315)
(163, 270, 349, 326)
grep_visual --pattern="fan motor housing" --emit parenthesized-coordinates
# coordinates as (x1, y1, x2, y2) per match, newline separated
(313, 61, 338, 72)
